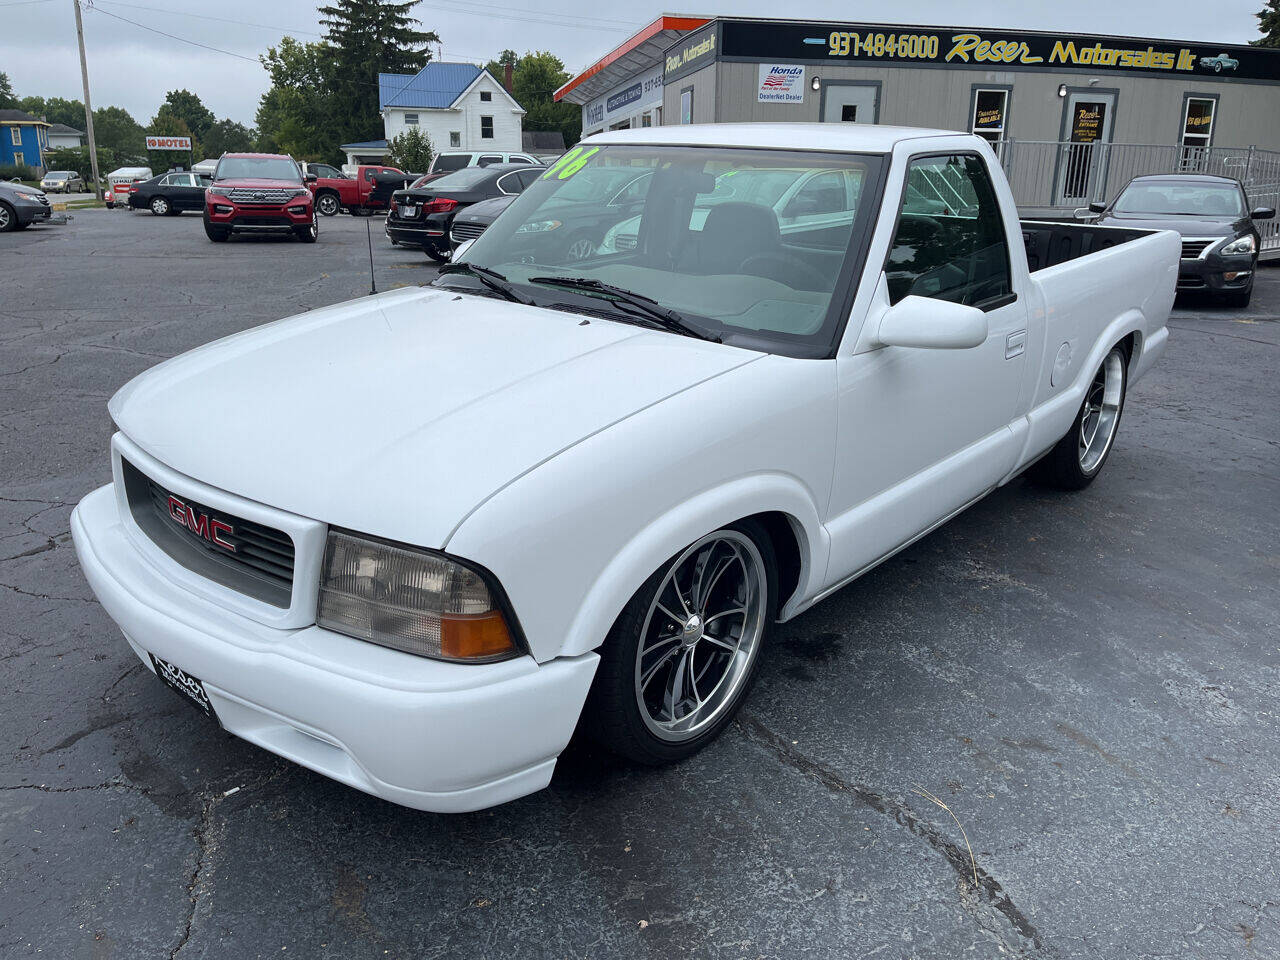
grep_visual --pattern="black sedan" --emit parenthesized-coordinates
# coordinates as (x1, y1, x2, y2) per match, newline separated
(128, 171, 212, 216)
(1087, 174, 1274, 307)
(448, 166, 652, 260)
(385, 164, 544, 262)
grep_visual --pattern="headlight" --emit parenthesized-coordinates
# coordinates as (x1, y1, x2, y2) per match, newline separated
(515, 219, 562, 234)
(317, 530, 522, 663)
(15, 191, 41, 201)
(1219, 235, 1255, 256)
(206, 183, 233, 198)
(292, 188, 311, 198)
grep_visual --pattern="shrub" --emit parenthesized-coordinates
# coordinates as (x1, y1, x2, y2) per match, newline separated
(0, 163, 36, 181)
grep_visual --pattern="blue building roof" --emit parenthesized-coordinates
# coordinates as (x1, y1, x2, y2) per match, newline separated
(379, 63, 483, 110)
(340, 139, 388, 150)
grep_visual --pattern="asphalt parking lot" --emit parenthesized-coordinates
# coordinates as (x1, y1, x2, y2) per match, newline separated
(2, 209, 1278, 959)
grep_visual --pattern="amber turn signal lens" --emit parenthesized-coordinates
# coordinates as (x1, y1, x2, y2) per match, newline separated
(440, 611, 516, 660)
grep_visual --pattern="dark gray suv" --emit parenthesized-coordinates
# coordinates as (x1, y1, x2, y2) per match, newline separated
(0, 180, 52, 232)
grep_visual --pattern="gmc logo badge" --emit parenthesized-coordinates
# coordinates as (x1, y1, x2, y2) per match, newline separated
(167, 495, 236, 552)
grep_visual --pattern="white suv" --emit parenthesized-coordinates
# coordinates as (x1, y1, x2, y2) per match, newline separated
(429, 151, 541, 174)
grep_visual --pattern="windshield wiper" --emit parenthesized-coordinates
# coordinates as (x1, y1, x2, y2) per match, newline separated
(527, 276, 721, 342)
(437, 262, 535, 305)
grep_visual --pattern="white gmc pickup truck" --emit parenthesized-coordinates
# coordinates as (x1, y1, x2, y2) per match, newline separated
(72, 125, 1177, 812)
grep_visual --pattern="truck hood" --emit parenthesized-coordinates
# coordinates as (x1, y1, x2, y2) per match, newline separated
(110, 287, 757, 548)
(213, 178, 305, 189)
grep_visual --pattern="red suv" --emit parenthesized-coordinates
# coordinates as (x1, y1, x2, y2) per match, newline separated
(203, 153, 318, 243)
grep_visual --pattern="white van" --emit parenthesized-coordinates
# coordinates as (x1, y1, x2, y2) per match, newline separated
(105, 166, 154, 209)
(192, 159, 218, 178)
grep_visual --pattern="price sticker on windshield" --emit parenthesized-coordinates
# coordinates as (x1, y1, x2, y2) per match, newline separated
(542, 146, 599, 180)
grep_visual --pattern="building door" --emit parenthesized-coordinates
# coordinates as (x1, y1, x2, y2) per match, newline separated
(822, 83, 878, 124)
(1056, 91, 1115, 205)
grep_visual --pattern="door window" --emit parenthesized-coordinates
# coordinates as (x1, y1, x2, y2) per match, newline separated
(886, 154, 1011, 308)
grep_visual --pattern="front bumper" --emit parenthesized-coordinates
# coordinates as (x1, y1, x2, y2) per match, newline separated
(1177, 252, 1255, 293)
(12, 197, 52, 224)
(71, 482, 598, 812)
(205, 199, 314, 232)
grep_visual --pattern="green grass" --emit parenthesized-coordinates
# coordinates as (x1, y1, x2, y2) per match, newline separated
(64, 198, 105, 210)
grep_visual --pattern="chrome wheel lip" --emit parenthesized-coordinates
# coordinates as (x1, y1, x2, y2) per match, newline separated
(634, 530, 767, 743)
(1079, 350, 1124, 474)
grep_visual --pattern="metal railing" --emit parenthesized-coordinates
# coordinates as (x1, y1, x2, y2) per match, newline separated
(995, 139, 1280, 257)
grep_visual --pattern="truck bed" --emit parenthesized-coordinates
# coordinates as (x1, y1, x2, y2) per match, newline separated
(1020, 221, 1153, 273)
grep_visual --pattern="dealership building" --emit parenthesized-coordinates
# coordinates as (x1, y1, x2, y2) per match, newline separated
(556, 15, 1280, 225)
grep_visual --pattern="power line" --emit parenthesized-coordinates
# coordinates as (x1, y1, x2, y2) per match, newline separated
(0, 0, 58, 7)
(411, 1, 633, 33)
(412, 0, 637, 30)
(93, 0, 324, 37)
(88, 5, 263, 62)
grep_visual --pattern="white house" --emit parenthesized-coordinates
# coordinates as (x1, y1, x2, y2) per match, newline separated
(47, 123, 86, 150)
(340, 62, 525, 167)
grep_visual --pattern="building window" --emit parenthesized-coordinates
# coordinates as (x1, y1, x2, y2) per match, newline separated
(971, 89, 1009, 157)
(481, 116, 494, 139)
(450, 131, 461, 148)
(1181, 97, 1216, 148)
(480, 91, 492, 102)
(404, 113, 418, 125)
(9, 127, 21, 146)
(641, 111, 652, 128)
(680, 87, 693, 125)
(12, 151, 23, 166)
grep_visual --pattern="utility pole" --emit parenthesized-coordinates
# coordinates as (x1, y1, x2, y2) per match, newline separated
(73, 0, 102, 200)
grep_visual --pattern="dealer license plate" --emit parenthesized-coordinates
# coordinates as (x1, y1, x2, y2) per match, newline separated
(149, 653, 218, 722)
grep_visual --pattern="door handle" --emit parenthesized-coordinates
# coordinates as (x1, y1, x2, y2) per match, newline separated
(1005, 330, 1027, 360)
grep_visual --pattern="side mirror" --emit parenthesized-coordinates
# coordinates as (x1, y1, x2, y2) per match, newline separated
(1072, 207, 1094, 221)
(304, 173, 318, 183)
(1251, 206, 1275, 220)
(1088, 201, 1107, 214)
(877, 295, 988, 350)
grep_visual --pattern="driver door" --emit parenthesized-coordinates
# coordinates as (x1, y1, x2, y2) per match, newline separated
(824, 152, 1028, 585)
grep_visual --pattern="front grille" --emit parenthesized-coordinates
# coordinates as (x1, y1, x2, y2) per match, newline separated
(1181, 238, 1216, 260)
(614, 234, 638, 251)
(226, 187, 295, 204)
(1177, 275, 1207, 289)
(120, 458, 295, 607)
(450, 220, 487, 242)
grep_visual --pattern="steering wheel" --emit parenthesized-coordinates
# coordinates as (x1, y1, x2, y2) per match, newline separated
(738, 252, 830, 291)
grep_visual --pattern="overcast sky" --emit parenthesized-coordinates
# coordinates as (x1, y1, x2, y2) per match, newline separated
(0, 0, 1266, 126)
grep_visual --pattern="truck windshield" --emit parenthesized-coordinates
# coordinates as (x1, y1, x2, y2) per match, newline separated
(447, 145, 884, 356)
(1114, 181, 1245, 217)
(214, 157, 302, 181)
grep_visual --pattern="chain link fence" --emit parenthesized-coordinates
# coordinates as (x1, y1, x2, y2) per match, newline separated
(995, 140, 1280, 258)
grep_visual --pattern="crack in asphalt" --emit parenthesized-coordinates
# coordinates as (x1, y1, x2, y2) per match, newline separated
(171, 791, 218, 960)
(736, 712, 1051, 957)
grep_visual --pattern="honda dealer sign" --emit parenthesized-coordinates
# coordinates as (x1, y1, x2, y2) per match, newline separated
(757, 64, 805, 103)
(145, 135, 192, 151)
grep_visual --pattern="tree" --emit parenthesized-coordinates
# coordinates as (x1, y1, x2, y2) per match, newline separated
(202, 118, 255, 158)
(387, 125, 433, 172)
(318, 0, 438, 145)
(256, 37, 340, 161)
(91, 105, 146, 161)
(510, 51, 580, 148)
(484, 49, 518, 84)
(0, 73, 15, 110)
(1255, 0, 1280, 45)
(153, 89, 216, 142)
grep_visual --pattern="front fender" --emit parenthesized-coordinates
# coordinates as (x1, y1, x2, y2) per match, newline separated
(444, 355, 838, 663)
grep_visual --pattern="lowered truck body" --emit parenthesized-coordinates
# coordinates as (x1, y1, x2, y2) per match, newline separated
(72, 125, 1176, 812)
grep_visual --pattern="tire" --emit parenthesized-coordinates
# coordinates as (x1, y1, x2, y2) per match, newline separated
(582, 519, 777, 765)
(150, 196, 169, 216)
(203, 219, 230, 242)
(424, 245, 449, 263)
(315, 192, 340, 217)
(294, 212, 318, 243)
(0, 201, 16, 232)
(1029, 344, 1128, 491)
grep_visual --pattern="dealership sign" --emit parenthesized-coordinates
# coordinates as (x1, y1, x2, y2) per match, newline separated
(584, 65, 664, 128)
(681, 20, 1280, 84)
(145, 135, 192, 151)
(757, 64, 805, 103)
